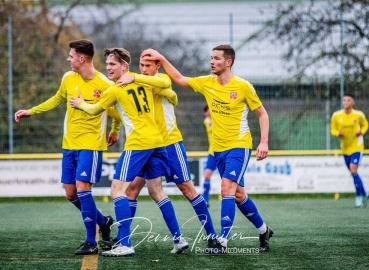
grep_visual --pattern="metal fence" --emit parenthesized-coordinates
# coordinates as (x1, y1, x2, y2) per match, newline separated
(1, 1, 368, 154)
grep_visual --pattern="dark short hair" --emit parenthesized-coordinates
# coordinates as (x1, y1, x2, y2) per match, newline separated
(212, 44, 235, 67)
(203, 104, 209, 112)
(104, 48, 131, 65)
(344, 93, 354, 99)
(69, 39, 94, 58)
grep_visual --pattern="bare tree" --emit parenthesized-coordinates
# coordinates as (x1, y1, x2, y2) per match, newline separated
(256, 0, 369, 98)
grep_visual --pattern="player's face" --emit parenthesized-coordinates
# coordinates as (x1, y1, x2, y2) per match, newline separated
(67, 48, 83, 73)
(343, 96, 354, 110)
(210, 50, 231, 75)
(140, 58, 160, 76)
(106, 55, 126, 81)
(204, 109, 211, 118)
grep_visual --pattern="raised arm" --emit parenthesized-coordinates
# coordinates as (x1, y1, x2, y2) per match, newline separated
(254, 105, 269, 161)
(140, 49, 190, 88)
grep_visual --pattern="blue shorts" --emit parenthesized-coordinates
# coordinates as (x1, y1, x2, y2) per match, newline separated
(61, 150, 103, 184)
(114, 147, 169, 182)
(214, 148, 251, 187)
(205, 153, 217, 171)
(343, 152, 363, 169)
(164, 142, 192, 183)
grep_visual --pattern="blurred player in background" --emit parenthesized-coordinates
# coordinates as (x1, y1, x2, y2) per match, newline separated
(70, 47, 186, 257)
(139, 44, 273, 254)
(331, 93, 368, 208)
(114, 53, 218, 252)
(14, 39, 118, 255)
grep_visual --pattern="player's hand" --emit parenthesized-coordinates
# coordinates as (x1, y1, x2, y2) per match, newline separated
(140, 49, 162, 61)
(69, 93, 84, 108)
(256, 142, 268, 161)
(107, 132, 119, 147)
(14, 110, 30, 122)
(357, 131, 362, 136)
(338, 131, 343, 137)
(116, 73, 135, 86)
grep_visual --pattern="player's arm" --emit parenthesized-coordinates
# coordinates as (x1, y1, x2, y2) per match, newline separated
(116, 73, 171, 89)
(69, 93, 105, 115)
(359, 113, 368, 135)
(140, 49, 190, 88)
(155, 88, 178, 106)
(15, 93, 66, 122)
(330, 115, 341, 137)
(108, 109, 121, 146)
(107, 107, 121, 122)
(254, 105, 269, 161)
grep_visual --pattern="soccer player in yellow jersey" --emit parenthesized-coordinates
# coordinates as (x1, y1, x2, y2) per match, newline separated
(140, 44, 273, 254)
(14, 39, 118, 255)
(331, 93, 368, 208)
(114, 55, 217, 252)
(69, 48, 187, 257)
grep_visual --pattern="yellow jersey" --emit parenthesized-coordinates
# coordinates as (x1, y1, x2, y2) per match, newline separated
(97, 76, 165, 150)
(29, 70, 113, 151)
(330, 109, 368, 155)
(188, 75, 262, 152)
(204, 116, 213, 155)
(153, 73, 183, 146)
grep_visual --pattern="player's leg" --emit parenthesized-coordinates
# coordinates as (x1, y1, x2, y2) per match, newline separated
(102, 150, 151, 257)
(346, 153, 366, 207)
(202, 154, 216, 207)
(126, 176, 146, 218)
(166, 142, 217, 241)
(61, 150, 80, 209)
(235, 187, 273, 252)
(73, 150, 111, 255)
(146, 177, 188, 254)
(145, 146, 188, 254)
(348, 152, 367, 207)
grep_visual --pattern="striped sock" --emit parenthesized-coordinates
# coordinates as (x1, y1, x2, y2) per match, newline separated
(157, 198, 181, 243)
(77, 190, 97, 245)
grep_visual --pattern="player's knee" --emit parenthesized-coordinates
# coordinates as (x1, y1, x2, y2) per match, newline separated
(126, 186, 139, 200)
(177, 182, 197, 200)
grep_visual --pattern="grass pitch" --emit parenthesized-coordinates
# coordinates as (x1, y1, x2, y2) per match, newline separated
(0, 196, 368, 270)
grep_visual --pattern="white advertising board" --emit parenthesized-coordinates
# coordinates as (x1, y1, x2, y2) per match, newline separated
(201, 156, 369, 194)
(0, 156, 367, 197)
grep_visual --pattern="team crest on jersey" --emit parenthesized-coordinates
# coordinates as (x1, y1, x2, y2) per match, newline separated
(353, 119, 357, 123)
(93, 89, 102, 98)
(230, 91, 237, 100)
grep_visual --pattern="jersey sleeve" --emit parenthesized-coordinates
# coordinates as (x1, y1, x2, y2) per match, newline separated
(98, 88, 118, 110)
(78, 102, 105, 115)
(29, 93, 66, 115)
(244, 82, 262, 111)
(188, 76, 211, 94)
(155, 88, 178, 106)
(134, 74, 170, 88)
(360, 112, 368, 135)
(330, 114, 340, 137)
